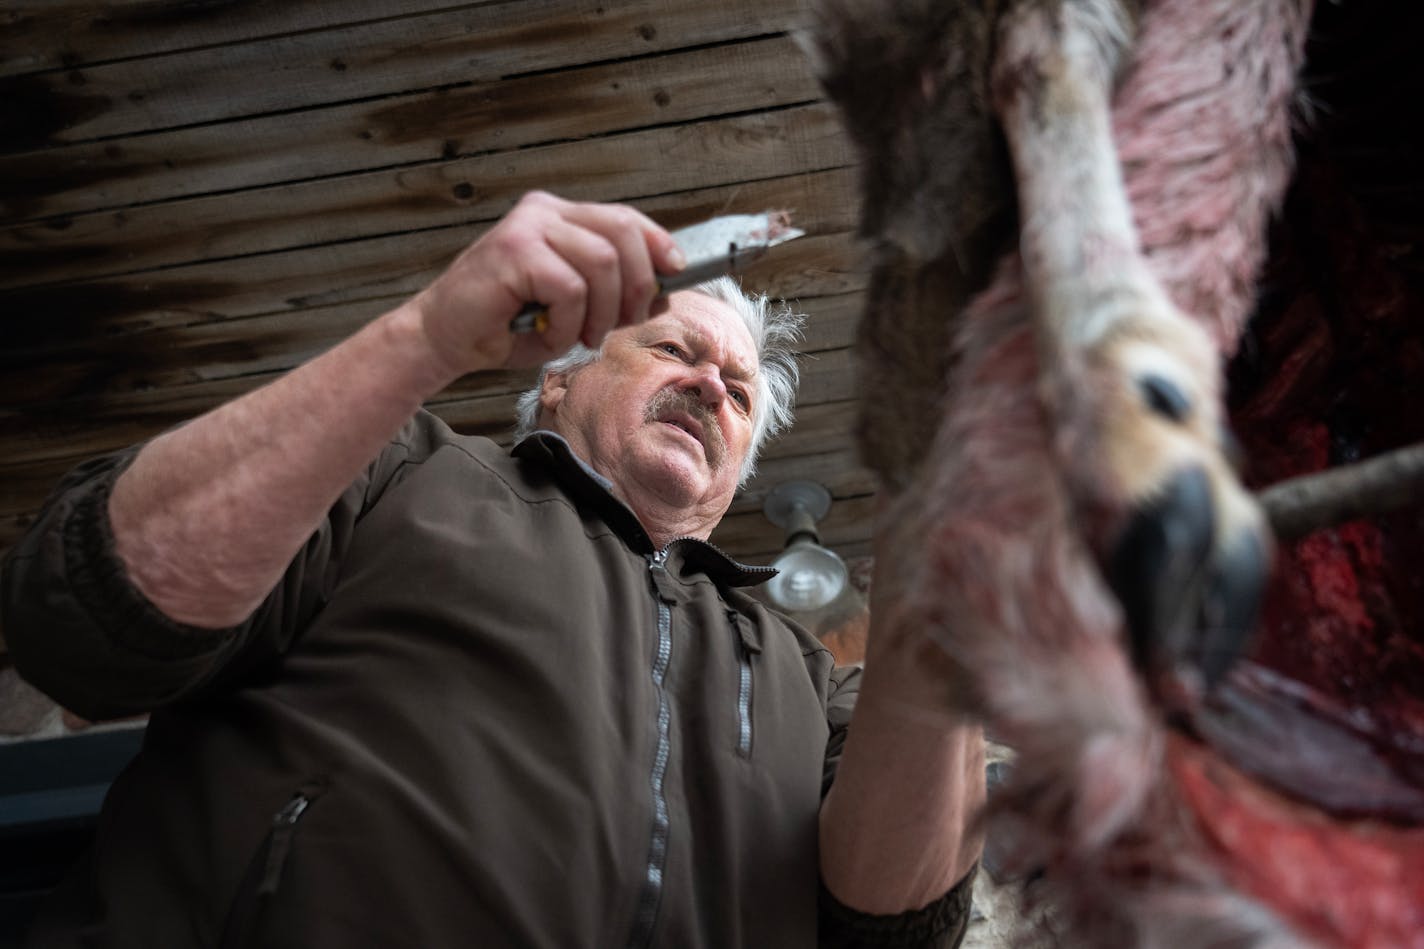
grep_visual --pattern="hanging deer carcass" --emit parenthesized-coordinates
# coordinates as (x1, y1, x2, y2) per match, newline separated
(809, 0, 1424, 945)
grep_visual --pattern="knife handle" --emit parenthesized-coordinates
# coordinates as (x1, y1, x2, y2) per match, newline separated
(508, 251, 744, 334)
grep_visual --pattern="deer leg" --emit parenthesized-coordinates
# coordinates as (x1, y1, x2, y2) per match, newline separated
(989, 0, 1271, 699)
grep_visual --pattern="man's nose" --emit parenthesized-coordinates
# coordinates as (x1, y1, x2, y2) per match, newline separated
(683, 363, 727, 406)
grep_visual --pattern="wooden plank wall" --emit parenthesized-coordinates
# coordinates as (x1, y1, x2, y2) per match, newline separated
(0, 0, 880, 625)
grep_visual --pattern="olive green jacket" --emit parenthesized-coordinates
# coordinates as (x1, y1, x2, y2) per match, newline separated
(4, 411, 971, 949)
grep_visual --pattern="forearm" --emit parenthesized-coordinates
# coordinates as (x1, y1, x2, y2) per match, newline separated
(107, 192, 682, 631)
(110, 300, 456, 629)
(819, 665, 986, 914)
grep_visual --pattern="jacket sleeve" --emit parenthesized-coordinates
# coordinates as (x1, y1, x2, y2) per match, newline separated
(822, 662, 861, 797)
(1, 421, 421, 722)
(818, 663, 978, 949)
(818, 865, 977, 949)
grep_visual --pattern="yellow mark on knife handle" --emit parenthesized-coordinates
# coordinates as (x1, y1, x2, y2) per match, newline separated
(509, 304, 550, 334)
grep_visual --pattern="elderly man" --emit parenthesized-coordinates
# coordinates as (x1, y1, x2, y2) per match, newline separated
(3, 192, 983, 948)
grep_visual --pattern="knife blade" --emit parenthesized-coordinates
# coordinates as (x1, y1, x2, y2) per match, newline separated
(509, 210, 805, 334)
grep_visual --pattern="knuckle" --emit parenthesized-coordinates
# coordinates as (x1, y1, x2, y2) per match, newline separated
(491, 224, 527, 248)
(609, 206, 639, 229)
(588, 242, 619, 272)
(514, 191, 562, 219)
(553, 273, 588, 305)
(489, 230, 533, 261)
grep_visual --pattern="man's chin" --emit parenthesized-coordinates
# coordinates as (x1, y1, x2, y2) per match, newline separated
(626, 428, 738, 500)
(624, 444, 704, 494)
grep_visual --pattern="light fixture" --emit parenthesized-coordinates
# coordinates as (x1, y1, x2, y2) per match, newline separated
(762, 481, 849, 612)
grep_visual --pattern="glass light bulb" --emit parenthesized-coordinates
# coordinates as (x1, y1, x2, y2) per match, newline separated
(767, 542, 848, 612)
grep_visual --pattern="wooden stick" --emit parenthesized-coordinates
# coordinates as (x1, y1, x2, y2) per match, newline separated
(1258, 442, 1424, 541)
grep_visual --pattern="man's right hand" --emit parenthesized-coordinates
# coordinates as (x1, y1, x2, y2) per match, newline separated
(411, 191, 687, 375)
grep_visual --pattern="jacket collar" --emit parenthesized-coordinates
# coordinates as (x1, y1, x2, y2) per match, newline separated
(511, 431, 776, 588)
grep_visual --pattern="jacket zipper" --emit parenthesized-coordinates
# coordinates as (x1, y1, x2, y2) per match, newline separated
(729, 611, 755, 757)
(627, 549, 675, 949)
(220, 785, 321, 949)
(259, 792, 312, 896)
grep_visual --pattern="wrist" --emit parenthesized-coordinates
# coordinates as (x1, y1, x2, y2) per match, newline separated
(381, 297, 476, 394)
(854, 668, 983, 739)
(858, 633, 983, 728)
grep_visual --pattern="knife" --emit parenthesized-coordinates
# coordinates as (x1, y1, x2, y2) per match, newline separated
(509, 210, 805, 334)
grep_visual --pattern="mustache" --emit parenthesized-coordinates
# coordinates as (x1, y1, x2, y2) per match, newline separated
(645, 387, 726, 468)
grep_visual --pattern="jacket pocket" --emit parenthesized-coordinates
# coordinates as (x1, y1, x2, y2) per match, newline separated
(728, 611, 760, 758)
(220, 777, 328, 949)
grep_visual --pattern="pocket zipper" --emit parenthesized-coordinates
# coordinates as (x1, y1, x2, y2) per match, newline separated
(259, 790, 315, 896)
(221, 782, 325, 949)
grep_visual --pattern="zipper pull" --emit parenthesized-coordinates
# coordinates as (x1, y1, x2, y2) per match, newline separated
(259, 793, 311, 896)
(648, 548, 677, 602)
(273, 794, 309, 828)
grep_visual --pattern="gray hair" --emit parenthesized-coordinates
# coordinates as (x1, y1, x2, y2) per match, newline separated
(512, 276, 804, 485)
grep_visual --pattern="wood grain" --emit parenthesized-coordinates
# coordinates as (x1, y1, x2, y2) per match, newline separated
(1, 0, 808, 148)
(1, 1, 479, 75)
(1, 34, 825, 223)
(1, 103, 850, 288)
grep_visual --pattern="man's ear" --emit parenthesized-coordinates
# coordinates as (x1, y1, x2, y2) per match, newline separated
(539, 369, 570, 420)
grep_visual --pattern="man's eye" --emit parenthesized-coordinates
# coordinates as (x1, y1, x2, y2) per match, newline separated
(661, 343, 683, 358)
(731, 389, 749, 409)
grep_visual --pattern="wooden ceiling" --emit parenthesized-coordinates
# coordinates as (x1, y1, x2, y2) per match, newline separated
(0, 0, 880, 595)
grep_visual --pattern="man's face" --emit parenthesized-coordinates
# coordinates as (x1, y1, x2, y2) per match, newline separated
(540, 292, 760, 540)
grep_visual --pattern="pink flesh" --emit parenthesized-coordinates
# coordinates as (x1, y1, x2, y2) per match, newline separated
(1172, 736, 1424, 949)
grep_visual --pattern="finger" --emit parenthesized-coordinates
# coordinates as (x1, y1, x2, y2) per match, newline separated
(562, 203, 658, 325)
(565, 200, 683, 274)
(509, 243, 588, 359)
(564, 203, 683, 324)
(543, 218, 621, 348)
